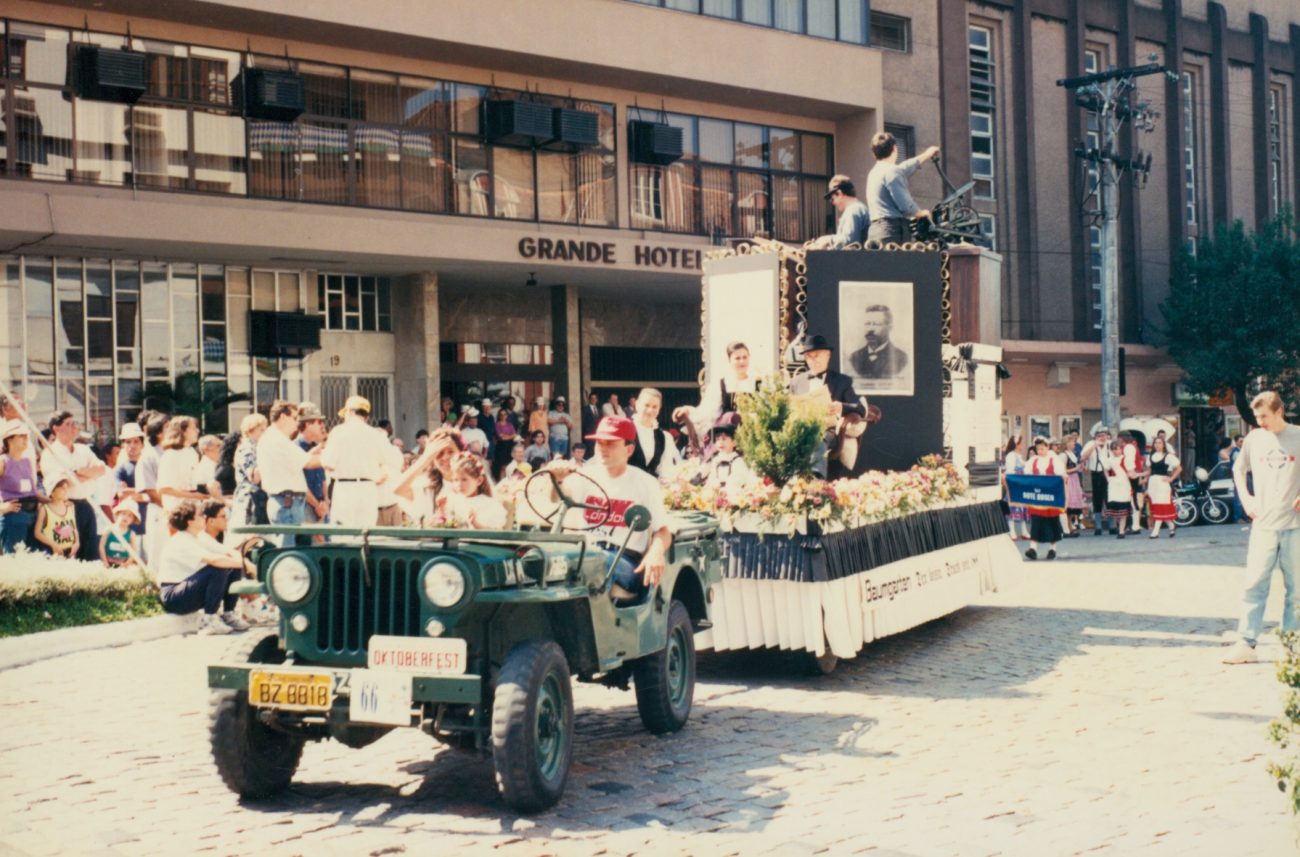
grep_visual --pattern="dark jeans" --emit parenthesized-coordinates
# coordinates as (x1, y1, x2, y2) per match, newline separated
(602, 547, 646, 602)
(0, 508, 34, 553)
(160, 565, 241, 615)
(1089, 470, 1112, 532)
(72, 498, 98, 563)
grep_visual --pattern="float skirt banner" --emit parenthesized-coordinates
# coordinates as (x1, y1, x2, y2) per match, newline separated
(1005, 474, 1066, 509)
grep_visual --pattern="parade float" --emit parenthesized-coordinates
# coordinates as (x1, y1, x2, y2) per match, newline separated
(672, 239, 1019, 670)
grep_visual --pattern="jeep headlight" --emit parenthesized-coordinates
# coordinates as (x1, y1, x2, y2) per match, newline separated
(422, 561, 466, 608)
(269, 555, 312, 603)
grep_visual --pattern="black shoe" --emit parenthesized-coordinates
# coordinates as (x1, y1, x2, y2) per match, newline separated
(1117, 533, 1126, 539)
(1168, 528, 1176, 538)
(1024, 548, 1038, 560)
(1046, 549, 1057, 560)
(1094, 530, 1103, 537)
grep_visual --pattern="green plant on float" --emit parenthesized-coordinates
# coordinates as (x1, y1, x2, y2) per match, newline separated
(733, 377, 824, 484)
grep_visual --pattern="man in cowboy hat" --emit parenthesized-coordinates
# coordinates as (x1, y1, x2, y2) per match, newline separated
(804, 174, 871, 250)
(789, 334, 868, 478)
(321, 395, 392, 529)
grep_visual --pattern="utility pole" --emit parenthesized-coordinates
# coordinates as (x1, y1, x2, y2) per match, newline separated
(1057, 62, 1176, 432)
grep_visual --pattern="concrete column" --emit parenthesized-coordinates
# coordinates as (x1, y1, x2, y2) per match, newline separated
(548, 283, 581, 402)
(833, 109, 874, 191)
(392, 271, 439, 442)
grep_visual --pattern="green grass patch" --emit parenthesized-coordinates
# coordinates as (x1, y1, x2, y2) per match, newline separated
(0, 551, 162, 637)
(0, 591, 162, 638)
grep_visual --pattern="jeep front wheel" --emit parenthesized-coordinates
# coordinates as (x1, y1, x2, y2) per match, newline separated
(491, 641, 574, 812)
(633, 600, 695, 734)
(210, 631, 306, 799)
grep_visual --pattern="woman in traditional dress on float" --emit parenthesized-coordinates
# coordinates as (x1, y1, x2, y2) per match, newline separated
(1143, 434, 1181, 538)
(671, 341, 758, 447)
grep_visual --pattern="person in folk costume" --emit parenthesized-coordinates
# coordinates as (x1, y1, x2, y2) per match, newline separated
(1103, 438, 1133, 538)
(1001, 435, 1030, 541)
(702, 414, 755, 495)
(1023, 436, 1066, 560)
(1143, 434, 1182, 538)
(628, 387, 681, 481)
(672, 340, 759, 446)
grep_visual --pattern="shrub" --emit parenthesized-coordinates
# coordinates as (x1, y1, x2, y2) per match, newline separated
(734, 378, 825, 484)
(1269, 626, 1300, 814)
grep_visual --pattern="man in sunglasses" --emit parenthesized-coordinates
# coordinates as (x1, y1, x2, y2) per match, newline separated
(804, 174, 870, 250)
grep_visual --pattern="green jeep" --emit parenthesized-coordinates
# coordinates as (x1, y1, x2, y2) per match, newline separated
(207, 478, 720, 812)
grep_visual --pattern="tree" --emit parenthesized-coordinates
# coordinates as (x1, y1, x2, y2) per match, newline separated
(134, 372, 249, 432)
(1161, 211, 1300, 427)
(733, 379, 824, 484)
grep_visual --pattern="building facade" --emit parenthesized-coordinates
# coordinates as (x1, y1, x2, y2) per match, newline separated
(1, 0, 1296, 466)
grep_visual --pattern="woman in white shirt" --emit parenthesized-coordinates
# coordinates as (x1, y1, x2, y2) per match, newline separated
(156, 499, 251, 635)
(628, 388, 680, 481)
(672, 341, 759, 442)
(157, 417, 207, 511)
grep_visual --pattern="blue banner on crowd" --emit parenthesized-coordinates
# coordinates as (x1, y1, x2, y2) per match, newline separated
(1005, 474, 1066, 509)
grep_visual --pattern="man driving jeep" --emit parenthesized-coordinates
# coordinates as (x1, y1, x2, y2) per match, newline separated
(546, 415, 671, 602)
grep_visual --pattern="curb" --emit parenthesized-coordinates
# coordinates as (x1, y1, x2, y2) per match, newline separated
(0, 613, 195, 671)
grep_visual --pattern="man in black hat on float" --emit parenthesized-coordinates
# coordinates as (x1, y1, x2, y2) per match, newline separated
(789, 334, 867, 478)
(803, 174, 870, 249)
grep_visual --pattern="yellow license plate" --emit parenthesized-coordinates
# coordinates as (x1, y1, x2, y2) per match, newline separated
(249, 670, 333, 712)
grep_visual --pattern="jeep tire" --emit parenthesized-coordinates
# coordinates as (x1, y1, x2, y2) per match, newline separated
(210, 631, 306, 799)
(491, 640, 574, 813)
(633, 600, 695, 734)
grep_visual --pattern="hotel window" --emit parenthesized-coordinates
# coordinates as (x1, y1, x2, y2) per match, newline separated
(628, 108, 832, 242)
(317, 274, 393, 332)
(1268, 85, 1285, 218)
(883, 123, 914, 161)
(968, 25, 996, 200)
(976, 214, 996, 252)
(0, 256, 239, 439)
(626, 0, 869, 45)
(869, 11, 910, 52)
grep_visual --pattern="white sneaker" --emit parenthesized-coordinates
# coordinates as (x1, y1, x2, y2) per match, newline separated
(1221, 641, 1257, 664)
(197, 614, 234, 636)
(220, 611, 251, 632)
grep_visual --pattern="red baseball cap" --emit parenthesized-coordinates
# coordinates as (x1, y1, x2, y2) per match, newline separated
(587, 415, 637, 442)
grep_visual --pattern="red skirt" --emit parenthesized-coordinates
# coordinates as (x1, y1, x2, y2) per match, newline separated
(1150, 501, 1177, 522)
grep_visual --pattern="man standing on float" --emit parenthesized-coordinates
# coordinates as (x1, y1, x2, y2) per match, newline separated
(864, 131, 941, 245)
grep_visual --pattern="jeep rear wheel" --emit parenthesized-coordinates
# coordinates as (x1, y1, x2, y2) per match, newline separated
(210, 631, 306, 799)
(491, 641, 574, 813)
(633, 600, 695, 734)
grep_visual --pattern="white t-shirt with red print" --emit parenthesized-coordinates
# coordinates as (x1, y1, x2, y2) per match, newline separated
(562, 462, 668, 555)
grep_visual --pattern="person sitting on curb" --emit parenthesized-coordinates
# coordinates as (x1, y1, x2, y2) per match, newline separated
(156, 499, 253, 636)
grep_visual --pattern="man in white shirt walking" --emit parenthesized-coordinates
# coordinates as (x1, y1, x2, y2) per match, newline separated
(321, 395, 392, 529)
(1223, 391, 1300, 664)
(257, 401, 322, 547)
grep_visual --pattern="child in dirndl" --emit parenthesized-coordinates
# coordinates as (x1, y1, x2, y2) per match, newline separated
(1024, 437, 1065, 560)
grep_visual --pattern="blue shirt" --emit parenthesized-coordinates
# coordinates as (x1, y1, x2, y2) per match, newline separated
(299, 438, 326, 502)
(831, 199, 870, 247)
(866, 155, 924, 221)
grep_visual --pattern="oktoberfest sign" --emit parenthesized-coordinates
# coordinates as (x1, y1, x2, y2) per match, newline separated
(1005, 474, 1067, 510)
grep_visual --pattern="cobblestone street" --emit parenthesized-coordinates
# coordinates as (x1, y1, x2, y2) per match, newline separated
(1, 524, 1295, 856)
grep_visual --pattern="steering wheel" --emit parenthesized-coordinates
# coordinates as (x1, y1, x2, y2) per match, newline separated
(522, 467, 612, 532)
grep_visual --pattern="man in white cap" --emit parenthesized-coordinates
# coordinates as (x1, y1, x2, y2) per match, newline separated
(459, 407, 488, 457)
(321, 395, 392, 528)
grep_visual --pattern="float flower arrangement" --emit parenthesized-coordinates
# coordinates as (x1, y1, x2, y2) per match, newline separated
(663, 373, 970, 534)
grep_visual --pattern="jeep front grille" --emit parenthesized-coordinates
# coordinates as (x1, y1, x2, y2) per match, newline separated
(315, 556, 423, 655)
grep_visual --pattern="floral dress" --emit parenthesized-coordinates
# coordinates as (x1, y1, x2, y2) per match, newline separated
(229, 439, 262, 531)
